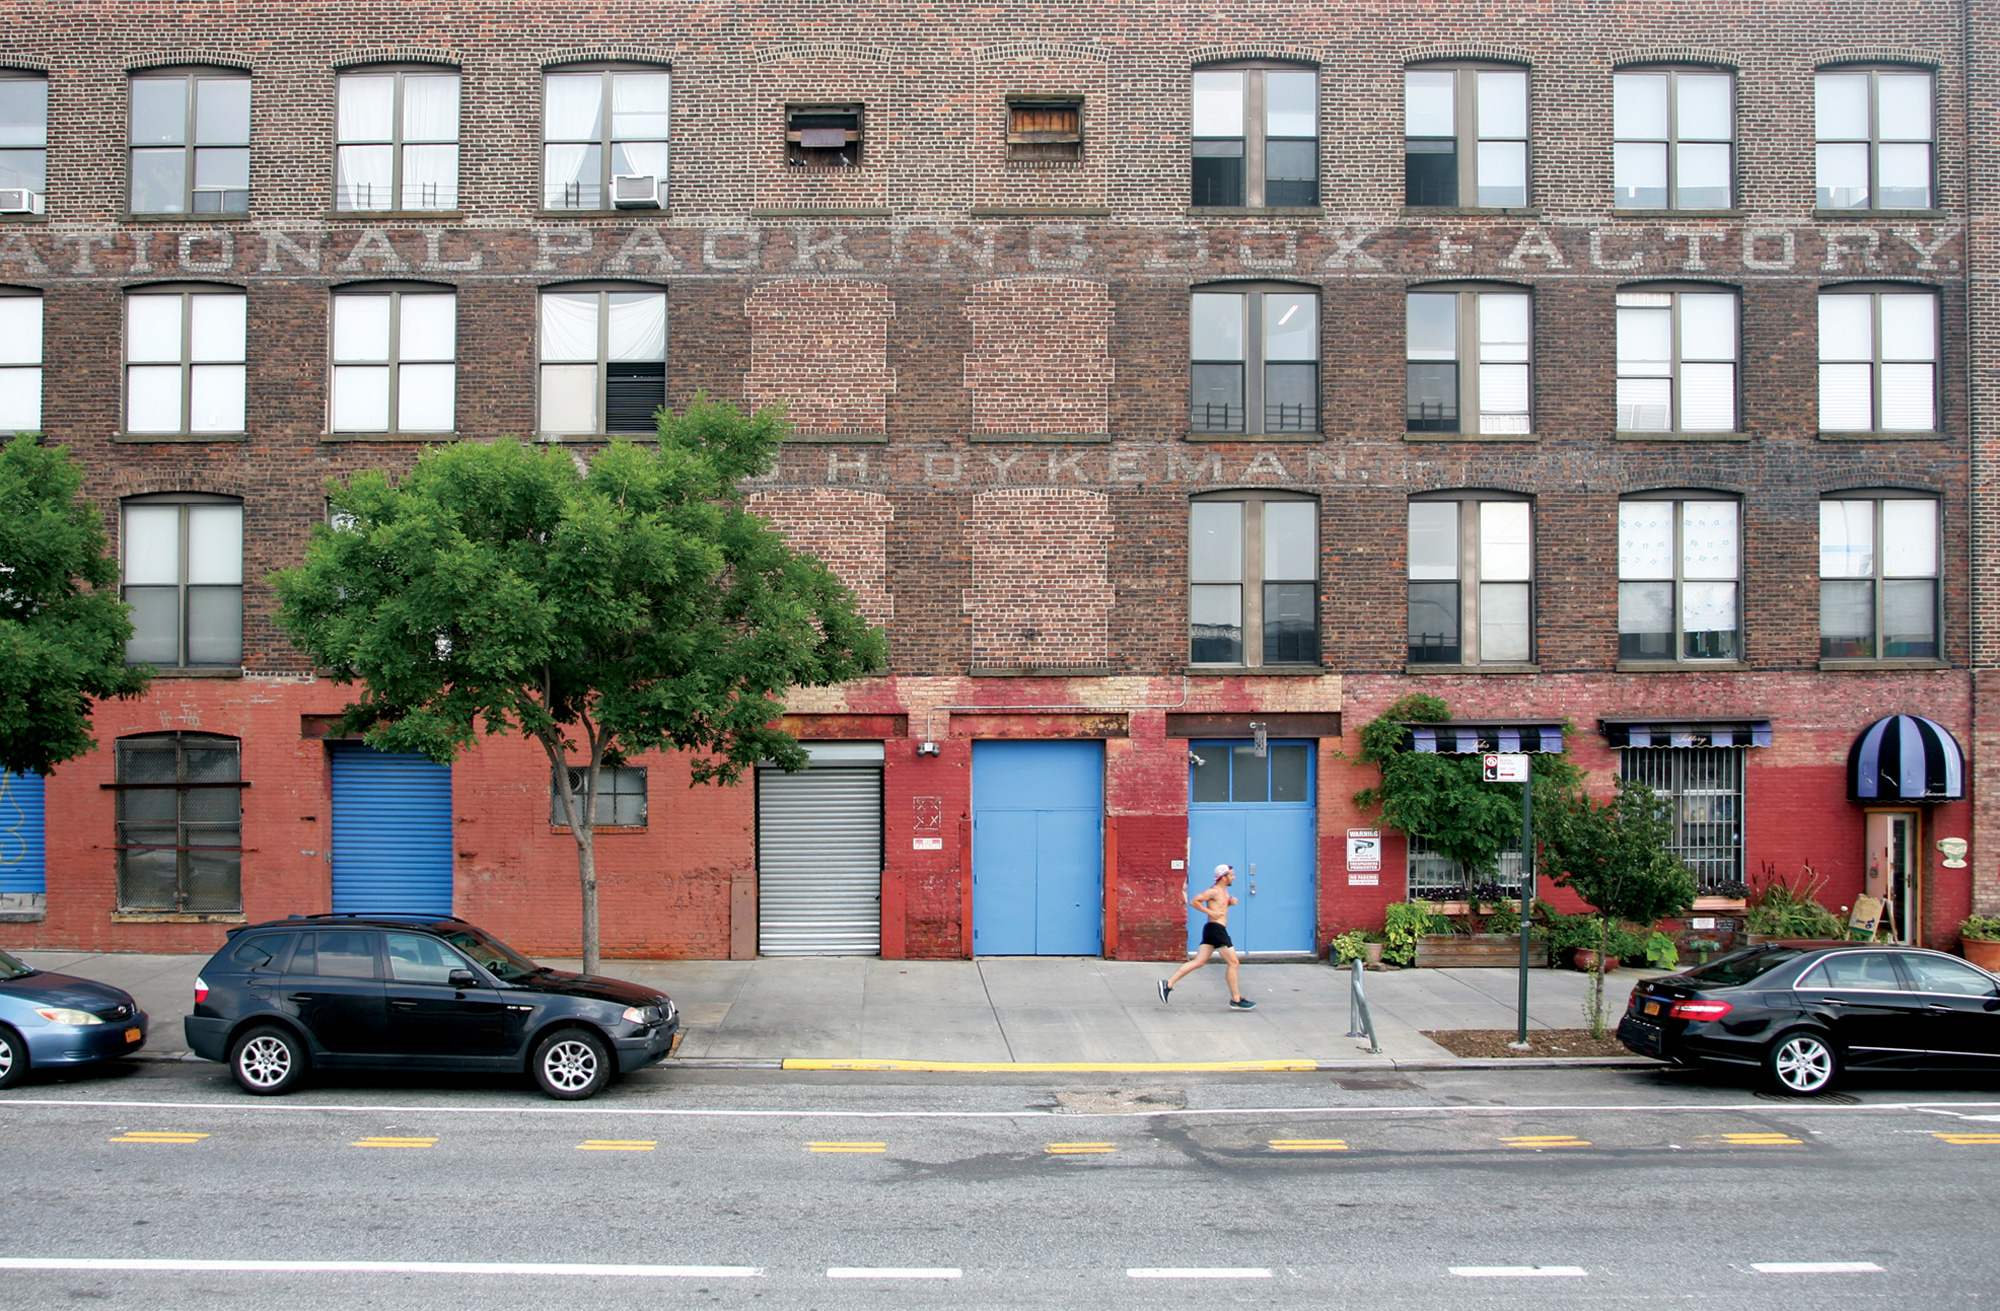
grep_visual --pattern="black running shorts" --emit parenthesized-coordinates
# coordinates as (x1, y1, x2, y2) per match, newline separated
(1201, 922, 1233, 949)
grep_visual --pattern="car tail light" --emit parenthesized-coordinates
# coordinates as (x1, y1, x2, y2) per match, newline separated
(1669, 999, 1732, 1021)
(193, 975, 209, 1005)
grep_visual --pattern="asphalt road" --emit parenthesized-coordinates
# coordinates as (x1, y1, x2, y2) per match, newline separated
(5, 1059, 1999, 1309)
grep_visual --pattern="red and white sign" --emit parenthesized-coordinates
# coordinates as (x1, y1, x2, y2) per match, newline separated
(1483, 753, 1530, 782)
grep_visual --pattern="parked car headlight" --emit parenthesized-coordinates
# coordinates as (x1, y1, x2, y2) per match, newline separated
(621, 1006, 654, 1026)
(35, 1007, 104, 1026)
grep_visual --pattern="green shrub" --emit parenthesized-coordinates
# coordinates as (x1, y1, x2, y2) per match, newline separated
(1330, 929, 1371, 964)
(1383, 900, 1445, 966)
(1643, 930, 1680, 971)
(1959, 915, 2000, 943)
(1746, 866, 1845, 938)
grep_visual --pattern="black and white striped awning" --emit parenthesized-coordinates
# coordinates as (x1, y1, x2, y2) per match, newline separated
(1849, 714, 1965, 802)
(1600, 719, 1773, 749)
(1406, 721, 1565, 754)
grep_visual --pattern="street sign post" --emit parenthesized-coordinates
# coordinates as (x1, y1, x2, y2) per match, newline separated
(1483, 753, 1535, 1047)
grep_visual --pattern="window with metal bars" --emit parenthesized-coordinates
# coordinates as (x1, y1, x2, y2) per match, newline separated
(1405, 834, 1522, 900)
(113, 733, 242, 913)
(1618, 746, 1743, 894)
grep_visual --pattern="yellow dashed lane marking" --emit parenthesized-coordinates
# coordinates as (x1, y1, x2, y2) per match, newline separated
(807, 1142, 886, 1154)
(577, 1140, 657, 1151)
(1269, 1139, 1349, 1152)
(1722, 1133, 1805, 1145)
(351, 1137, 438, 1149)
(1933, 1133, 2000, 1145)
(109, 1131, 208, 1144)
(1046, 1142, 1117, 1155)
(1502, 1135, 1591, 1148)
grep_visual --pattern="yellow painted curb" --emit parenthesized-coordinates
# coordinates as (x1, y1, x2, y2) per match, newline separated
(781, 1058, 1319, 1073)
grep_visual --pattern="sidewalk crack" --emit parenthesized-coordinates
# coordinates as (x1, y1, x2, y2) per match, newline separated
(975, 961, 1019, 1063)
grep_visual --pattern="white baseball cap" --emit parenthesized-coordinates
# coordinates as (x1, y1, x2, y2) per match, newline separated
(1215, 864, 1233, 877)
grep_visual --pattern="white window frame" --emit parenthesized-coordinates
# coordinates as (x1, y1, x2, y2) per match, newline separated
(536, 284, 668, 437)
(1404, 63, 1529, 209)
(1818, 285, 1939, 434)
(1818, 491, 1941, 662)
(123, 285, 247, 436)
(128, 69, 250, 215)
(1405, 284, 1532, 435)
(1190, 63, 1319, 209)
(1613, 67, 1734, 211)
(542, 65, 670, 209)
(0, 289, 42, 432)
(329, 285, 457, 435)
(1815, 65, 1935, 211)
(1407, 493, 1534, 667)
(1617, 493, 1742, 663)
(334, 66, 461, 212)
(120, 494, 243, 669)
(1615, 285, 1740, 433)
(1189, 491, 1319, 668)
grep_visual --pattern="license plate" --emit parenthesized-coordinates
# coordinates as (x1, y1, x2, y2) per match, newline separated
(1643, 1002, 1661, 1016)
(124, 1028, 141, 1043)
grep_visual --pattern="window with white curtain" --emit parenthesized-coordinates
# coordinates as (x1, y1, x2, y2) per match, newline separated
(329, 287, 455, 433)
(538, 286, 666, 435)
(1820, 494, 1939, 660)
(1816, 67, 1933, 210)
(124, 287, 247, 435)
(1405, 286, 1531, 434)
(543, 67, 670, 209)
(1818, 287, 1938, 432)
(1618, 496, 1740, 662)
(1408, 495, 1533, 666)
(335, 68, 460, 211)
(1616, 287, 1738, 432)
(0, 292, 41, 432)
(129, 71, 249, 214)
(1613, 69, 1733, 210)
(121, 495, 243, 668)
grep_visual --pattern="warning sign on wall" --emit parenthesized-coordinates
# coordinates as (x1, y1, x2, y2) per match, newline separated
(1346, 828, 1381, 885)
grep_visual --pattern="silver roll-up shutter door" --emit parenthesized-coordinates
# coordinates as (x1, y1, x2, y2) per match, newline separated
(757, 745, 882, 956)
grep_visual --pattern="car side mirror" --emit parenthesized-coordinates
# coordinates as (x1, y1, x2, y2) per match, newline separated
(448, 969, 480, 989)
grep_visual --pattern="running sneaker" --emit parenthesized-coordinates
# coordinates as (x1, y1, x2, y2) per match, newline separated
(1228, 998, 1257, 1010)
(1157, 980, 1172, 1003)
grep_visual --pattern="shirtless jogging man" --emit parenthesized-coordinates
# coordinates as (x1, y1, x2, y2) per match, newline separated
(1158, 864, 1256, 1009)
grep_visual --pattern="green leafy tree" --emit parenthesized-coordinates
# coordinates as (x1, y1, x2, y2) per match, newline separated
(1538, 778, 1697, 1034)
(0, 436, 150, 776)
(273, 400, 886, 972)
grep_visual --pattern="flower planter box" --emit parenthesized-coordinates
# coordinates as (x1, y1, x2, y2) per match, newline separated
(1415, 933, 1529, 968)
(1962, 938, 2000, 972)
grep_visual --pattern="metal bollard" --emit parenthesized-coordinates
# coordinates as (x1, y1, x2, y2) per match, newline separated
(1345, 957, 1381, 1053)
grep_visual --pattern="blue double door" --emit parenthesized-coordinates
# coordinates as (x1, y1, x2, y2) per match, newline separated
(971, 740, 1104, 955)
(1186, 740, 1317, 954)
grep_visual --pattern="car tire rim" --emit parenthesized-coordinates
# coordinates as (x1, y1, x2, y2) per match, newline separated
(1775, 1037, 1831, 1092)
(238, 1035, 293, 1088)
(0, 1038, 13, 1078)
(544, 1039, 600, 1092)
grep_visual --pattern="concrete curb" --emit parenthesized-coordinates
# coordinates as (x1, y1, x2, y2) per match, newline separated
(128, 1051, 1666, 1072)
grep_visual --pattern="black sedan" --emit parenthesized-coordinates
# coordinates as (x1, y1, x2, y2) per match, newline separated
(1619, 942, 2000, 1093)
(184, 914, 678, 1099)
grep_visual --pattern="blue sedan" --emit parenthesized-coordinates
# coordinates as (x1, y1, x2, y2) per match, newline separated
(0, 948, 148, 1088)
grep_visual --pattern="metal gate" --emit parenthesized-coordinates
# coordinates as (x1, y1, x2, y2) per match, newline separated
(0, 771, 44, 898)
(756, 742, 883, 955)
(329, 744, 454, 916)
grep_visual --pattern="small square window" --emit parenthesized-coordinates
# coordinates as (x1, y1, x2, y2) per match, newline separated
(1007, 98, 1081, 162)
(551, 765, 647, 828)
(787, 105, 863, 167)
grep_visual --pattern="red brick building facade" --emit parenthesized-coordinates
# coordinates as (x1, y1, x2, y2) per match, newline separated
(1, 1, 1994, 962)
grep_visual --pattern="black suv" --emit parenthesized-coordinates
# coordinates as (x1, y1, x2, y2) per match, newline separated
(184, 914, 679, 1100)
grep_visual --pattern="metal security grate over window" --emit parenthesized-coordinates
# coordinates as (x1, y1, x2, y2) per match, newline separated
(1619, 746, 1743, 894)
(1405, 835, 1521, 900)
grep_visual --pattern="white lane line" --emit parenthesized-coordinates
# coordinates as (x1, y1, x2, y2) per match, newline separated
(1127, 1268, 1274, 1279)
(1451, 1267, 1589, 1278)
(827, 1268, 962, 1279)
(0, 1259, 762, 1278)
(1751, 1262, 1885, 1275)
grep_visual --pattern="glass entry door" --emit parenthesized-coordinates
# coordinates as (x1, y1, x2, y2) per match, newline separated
(1863, 809, 1920, 943)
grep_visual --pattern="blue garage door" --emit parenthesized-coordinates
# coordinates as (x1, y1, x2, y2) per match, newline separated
(0, 771, 45, 896)
(972, 740, 1104, 956)
(330, 744, 453, 916)
(1187, 740, 1316, 954)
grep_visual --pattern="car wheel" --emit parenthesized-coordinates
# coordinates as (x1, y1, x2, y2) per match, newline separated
(0, 1025, 26, 1090)
(532, 1027, 612, 1100)
(1765, 1029, 1840, 1095)
(230, 1025, 306, 1096)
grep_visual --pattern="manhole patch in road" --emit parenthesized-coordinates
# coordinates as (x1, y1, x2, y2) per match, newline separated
(1053, 1088, 1188, 1114)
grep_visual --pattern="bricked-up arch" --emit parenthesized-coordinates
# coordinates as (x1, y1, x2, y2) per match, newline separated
(542, 48, 675, 70)
(752, 43, 891, 66)
(965, 487, 1113, 670)
(1609, 48, 1739, 70)
(744, 277, 895, 436)
(332, 48, 463, 70)
(976, 42, 1107, 64)
(746, 488, 893, 629)
(962, 278, 1112, 435)
(125, 52, 254, 73)
(1812, 47, 1944, 69)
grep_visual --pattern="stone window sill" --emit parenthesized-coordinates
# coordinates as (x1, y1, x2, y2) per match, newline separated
(321, 432, 460, 443)
(970, 431, 1112, 443)
(140, 666, 244, 679)
(1400, 205, 1541, 218)
(1819, 430, 1944, 442)
(112, 911, 247, 924)
(970, 206, 1111, 217)
(1184, 205, 1324, 218)
(1611, 208, 1746, 219)
(1616, 430, 1751, 442)
(1184, 431, 1323, 443)
(1404, 430, 1536, 443)
(1616, 660, 1749, 673)
(1182, 664, 1328, 677)
(536, 209, 668, 219)
(329, 210, 463, 221)
(126, 212, 255, 223)
(1403, 663, 1540, 675)
(114, 432, 247, 443)
(1818, 658, 1948, 671)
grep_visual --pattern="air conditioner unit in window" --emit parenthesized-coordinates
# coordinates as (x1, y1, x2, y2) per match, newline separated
(0, 189, 45, 215)
(611, 174, 661, 208)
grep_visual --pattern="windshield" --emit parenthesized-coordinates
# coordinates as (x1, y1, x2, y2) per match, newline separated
(1679, 946, 1804, 989)
(0, 948, 31, 980)
(436, 927, 543, 983)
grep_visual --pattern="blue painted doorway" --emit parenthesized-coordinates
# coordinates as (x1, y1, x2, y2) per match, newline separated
(330, 744, 454, 916)
(971, 740, 1104, 955)
(1186, 740, 1316, 954)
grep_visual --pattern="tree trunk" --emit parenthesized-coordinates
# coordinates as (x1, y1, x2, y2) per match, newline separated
(575, 822, 600, 976)
(542, 723, 603, 976)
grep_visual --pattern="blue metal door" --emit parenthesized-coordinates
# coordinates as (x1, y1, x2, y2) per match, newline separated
(0, 771, 45, 898)
(1187, 740, 1316, 953)
(971, 740, 1104, 955)
(330, 744, 454, 916)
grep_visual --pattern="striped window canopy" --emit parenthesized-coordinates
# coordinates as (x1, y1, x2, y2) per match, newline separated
(1404, 720, 1565, 754)
(1848, 714, 1964, 802)
(1600, 718, 1772, 749)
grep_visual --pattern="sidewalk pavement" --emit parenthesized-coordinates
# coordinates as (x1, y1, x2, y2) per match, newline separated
(15, 948, 1661, 1071)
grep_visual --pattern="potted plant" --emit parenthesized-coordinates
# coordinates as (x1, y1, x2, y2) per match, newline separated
(1960, 915, 2000, 971)
(1744, 865, 1845, 942)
